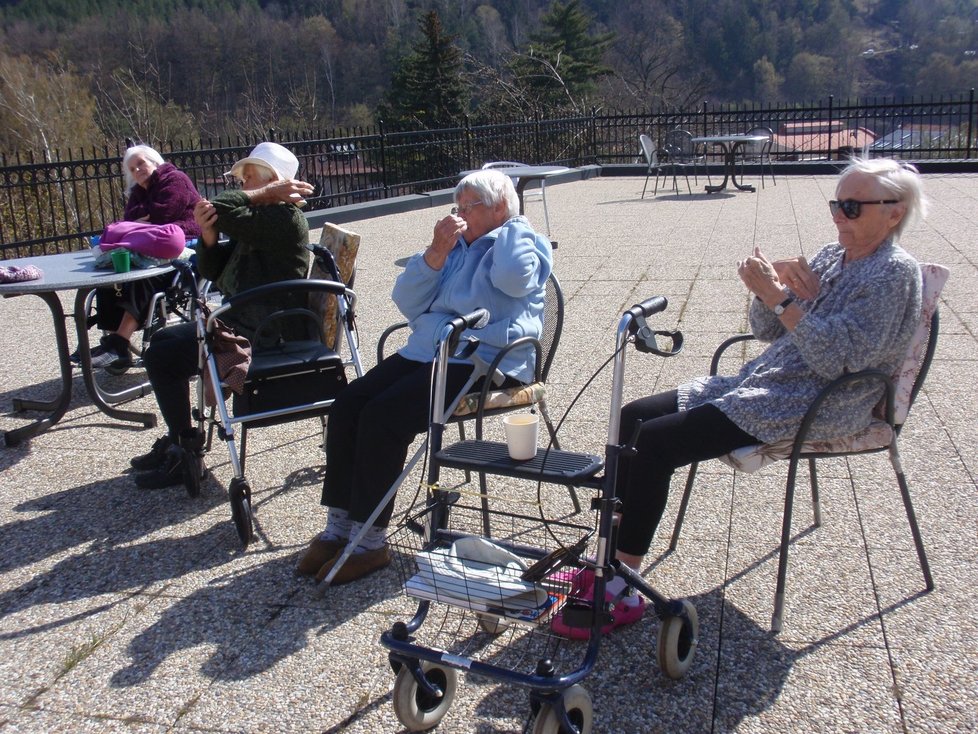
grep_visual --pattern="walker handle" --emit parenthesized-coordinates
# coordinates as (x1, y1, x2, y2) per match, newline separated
(626, 296, 667, 319)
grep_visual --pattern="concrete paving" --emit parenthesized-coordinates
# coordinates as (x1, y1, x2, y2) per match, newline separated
(1, 170, 976, 733)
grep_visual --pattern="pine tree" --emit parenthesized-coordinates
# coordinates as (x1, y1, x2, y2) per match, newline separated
(377, 10, 469, 129)
(509, 0, 614, 113)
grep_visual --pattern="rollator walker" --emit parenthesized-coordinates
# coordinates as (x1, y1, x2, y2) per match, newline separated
(375, 296, 698, 733)
(175, 244, 363, 546)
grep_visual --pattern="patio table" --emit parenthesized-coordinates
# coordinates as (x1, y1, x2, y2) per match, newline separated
(691, 134, 771, 193)
(0, 249, 173, 446)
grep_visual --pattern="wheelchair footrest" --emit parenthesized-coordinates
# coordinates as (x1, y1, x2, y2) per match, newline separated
(435, 440, 603, 483)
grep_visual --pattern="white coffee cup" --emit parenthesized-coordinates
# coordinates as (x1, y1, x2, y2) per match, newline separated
(502, 414, 539, 460)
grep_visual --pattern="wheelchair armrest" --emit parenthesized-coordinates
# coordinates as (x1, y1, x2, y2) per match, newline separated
(792, 369, 893, 459)
(710, 333, 757, 376)
(377, 321, 409, 362)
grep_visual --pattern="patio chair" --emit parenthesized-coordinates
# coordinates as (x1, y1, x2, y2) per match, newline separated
(639, 134, 690, 197)
(669, 263, 948, 632)
(664, 128, 710, 186)
(741, 126, 776, 188)
(481, 161, 551, 236)
(377, 271, 579, 534)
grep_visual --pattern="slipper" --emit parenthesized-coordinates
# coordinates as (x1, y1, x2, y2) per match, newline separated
(550, 573, 645, 640)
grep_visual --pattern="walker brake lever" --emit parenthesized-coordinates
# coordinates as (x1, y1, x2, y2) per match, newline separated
(631, 315, 684, 357)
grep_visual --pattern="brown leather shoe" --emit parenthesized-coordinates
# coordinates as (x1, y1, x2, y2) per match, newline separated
(295, 537, 346, 576)
(315, 546, 392, 585)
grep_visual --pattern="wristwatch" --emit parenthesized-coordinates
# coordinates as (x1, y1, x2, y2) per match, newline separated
(773, 296, 794, 316)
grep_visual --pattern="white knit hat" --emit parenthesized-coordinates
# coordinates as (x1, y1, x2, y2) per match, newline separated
(227, 142, 299, 182)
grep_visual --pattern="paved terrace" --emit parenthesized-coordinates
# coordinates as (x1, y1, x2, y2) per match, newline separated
(1, 172, 976, 733)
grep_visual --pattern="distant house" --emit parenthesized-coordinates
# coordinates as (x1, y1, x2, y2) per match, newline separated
(303, 145, 381, 201)
(772, 120, 877, 160)
(868, 125, 950, 159)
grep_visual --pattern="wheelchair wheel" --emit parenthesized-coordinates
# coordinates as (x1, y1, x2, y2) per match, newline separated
(228, 477, 254, 548)
(392, 661, 457, 731)
(183, 452, 203, 499)
(530, 685, 593, 734)
(655, 599, 698, 680)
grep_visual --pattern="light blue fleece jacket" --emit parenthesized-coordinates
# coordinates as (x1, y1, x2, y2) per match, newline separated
(391, 215, 553, 383)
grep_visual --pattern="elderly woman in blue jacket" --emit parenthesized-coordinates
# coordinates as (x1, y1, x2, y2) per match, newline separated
(297, 169, 554, 584)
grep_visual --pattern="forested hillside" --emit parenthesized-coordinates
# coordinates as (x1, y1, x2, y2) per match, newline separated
(1, 0, 976, 157)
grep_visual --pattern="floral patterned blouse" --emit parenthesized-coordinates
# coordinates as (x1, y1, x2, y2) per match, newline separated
(678, 240, 922, 443)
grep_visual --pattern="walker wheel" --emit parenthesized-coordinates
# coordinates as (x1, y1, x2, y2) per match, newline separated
(530, 685, 593, 734)
(392, 661, 458, 731)
(656, 599, 698, 680)
(228, 478, 254, 548)
(476, 613, 511, 635)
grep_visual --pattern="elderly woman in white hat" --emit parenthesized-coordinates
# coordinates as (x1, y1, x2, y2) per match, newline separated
(130, 142, 314, 492)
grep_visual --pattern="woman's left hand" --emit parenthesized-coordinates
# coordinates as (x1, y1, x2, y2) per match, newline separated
(738, 246, 785, 305)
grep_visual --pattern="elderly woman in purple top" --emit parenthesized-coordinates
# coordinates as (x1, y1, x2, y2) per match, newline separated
(550, 157, 927, 640)
(84, 145, 202, 373)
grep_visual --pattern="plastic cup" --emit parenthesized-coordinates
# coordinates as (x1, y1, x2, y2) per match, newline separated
(502, 414, 539, 460)
(110, 248, 131, 273)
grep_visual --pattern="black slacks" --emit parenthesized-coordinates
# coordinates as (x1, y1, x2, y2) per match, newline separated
(614, 389, 759, 556)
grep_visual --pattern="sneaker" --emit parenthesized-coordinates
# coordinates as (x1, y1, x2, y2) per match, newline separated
(295, 536, 347, 576)
(130, 435, 174, 471)
(550, 573, 645, 640)
(315, 546, 392, 585)
(134, 445, 185, 489)
(81, 344, 115, 368)
(100, 333, 133, 375)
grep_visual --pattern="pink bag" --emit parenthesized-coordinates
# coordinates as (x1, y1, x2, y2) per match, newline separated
(99, 221, 185, 259)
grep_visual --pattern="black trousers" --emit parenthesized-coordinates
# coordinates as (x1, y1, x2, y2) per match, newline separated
(92, 275, 170, 331)
(322, 354, 490, 528)
(143, 321, 199, 437)
(614, 389, 759, 556)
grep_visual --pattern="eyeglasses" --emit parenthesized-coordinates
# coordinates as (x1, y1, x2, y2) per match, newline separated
(451, 201, 485, 215)
(829, 198, 899, 220)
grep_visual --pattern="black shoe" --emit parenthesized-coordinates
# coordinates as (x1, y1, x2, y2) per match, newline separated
(131, 435, 174, 472)
(100, 333, 133, 375)
(134, 445, 185, 489)
(178, 429, 206, 498)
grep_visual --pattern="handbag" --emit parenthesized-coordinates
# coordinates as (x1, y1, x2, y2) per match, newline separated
(201, 314, 253, 408)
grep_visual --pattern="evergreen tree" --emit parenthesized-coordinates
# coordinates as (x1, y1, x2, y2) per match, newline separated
(377, 10, 469, 129)
(508, 0, 614, 113)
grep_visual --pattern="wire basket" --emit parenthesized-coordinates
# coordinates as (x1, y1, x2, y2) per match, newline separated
(387, 497, 596, 674)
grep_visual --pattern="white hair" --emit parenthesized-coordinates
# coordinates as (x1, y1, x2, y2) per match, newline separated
(122, 145, 165, 191)
(838, 157, 928, 239)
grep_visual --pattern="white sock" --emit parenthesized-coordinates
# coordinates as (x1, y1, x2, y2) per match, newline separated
(318, 507, 351, 543)
(349, 521, 386, 552)
(608, 573, 642, 607)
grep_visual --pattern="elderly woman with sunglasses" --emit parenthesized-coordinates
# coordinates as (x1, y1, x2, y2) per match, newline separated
(296, 169, 554, 585)
(551, 157, 925, 640)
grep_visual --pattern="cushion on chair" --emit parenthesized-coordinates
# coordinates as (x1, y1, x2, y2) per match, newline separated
(453, 383, 547, 418)
(310, 223, 360, 349)
(886, 263, 948, 424)
(718, 421, 895, 473)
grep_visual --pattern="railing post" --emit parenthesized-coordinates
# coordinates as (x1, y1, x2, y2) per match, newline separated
(464, 115, 472, 171)
(589, 106, 597, 165)
(378, 119, 389, 196)
(968, 88, 975, 159)
(827, 95, 834, 161)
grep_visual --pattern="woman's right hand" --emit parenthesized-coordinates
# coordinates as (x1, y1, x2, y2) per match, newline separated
(424, 214, 465, 270)
(772, 256, 820, 300)
(194, 199, 219, 247)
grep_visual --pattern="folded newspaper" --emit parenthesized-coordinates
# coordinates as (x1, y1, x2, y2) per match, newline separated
(407, 536, 560, 620)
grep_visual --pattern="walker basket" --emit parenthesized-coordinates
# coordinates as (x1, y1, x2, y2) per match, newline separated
(387, 497, 597, 675)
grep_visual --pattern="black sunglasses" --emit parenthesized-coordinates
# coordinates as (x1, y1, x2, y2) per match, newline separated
(829, 198, 900, 220)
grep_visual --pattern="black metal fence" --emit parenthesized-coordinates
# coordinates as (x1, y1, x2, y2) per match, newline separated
(2, 91, 976, 258)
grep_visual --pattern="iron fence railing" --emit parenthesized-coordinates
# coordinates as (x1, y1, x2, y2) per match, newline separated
(2, 91, 976, 258)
